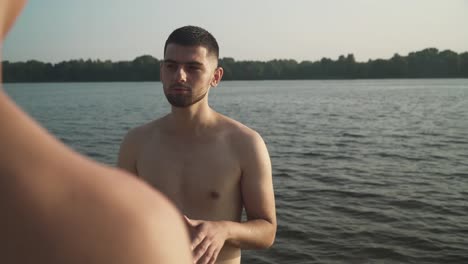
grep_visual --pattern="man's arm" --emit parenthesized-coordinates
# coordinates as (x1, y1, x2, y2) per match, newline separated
(186, 130, 276, 264)
(117, 128, 140, 175)
(228, 130, 277, 248)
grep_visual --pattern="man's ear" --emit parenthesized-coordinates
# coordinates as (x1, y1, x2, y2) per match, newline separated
(210, 66, 224, 87)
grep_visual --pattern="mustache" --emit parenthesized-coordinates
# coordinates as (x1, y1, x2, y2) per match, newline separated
(169, 84, 192, 90)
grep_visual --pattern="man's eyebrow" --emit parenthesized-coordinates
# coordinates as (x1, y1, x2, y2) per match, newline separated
(186, 61, 204, 66)
(163, 59, 204, 66)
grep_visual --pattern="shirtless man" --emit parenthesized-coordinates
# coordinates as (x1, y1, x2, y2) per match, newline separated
(118, 26, 277, 264)
(0, 1, 192, 263)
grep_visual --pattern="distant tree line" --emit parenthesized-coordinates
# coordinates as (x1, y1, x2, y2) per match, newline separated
(2, 48, 467, 82)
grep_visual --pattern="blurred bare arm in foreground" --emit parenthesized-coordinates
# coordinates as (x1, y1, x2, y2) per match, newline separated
(0, 1, 192, 263)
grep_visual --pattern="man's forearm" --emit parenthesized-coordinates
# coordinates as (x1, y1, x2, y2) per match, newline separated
(221, 219, 276, 249)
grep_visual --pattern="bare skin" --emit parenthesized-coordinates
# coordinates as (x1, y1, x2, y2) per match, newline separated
(0, 1, 192, 263)
(118, 43, 277, 264)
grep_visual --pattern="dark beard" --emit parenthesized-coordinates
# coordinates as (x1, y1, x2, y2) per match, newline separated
(165, 90, 208, 108)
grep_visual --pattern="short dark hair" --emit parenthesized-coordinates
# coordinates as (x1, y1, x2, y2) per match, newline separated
(164, 26, 219, 59)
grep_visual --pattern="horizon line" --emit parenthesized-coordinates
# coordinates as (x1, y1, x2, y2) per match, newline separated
(3, 47, 467, 64)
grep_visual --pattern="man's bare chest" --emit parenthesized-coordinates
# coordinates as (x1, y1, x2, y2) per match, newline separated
(135, 138, 242, 212)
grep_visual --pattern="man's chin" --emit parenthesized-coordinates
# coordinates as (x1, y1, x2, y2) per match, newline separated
(165, 91, 207, 108)
(170, 103, 192, 108)
(165, 96, 192, 108)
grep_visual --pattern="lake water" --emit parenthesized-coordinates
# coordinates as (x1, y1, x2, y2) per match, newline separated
(4, 79, 468, 264)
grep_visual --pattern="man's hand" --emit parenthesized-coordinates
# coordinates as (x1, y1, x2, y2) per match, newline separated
(184, 215, 228, 264)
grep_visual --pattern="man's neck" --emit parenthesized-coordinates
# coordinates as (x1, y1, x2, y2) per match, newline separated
(167, 100, 217, 135)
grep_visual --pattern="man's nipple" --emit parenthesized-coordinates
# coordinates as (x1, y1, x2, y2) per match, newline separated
(209, 191, 220, 200)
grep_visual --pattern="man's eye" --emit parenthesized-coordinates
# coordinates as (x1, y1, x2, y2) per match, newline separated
(165, 63, 176, 69)
(188, 66, 201, 71)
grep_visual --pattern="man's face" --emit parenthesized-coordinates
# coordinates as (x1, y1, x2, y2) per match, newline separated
(160, 43, 221, 108)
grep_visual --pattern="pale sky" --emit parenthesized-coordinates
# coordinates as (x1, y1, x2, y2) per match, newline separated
(3, 0, 468, 63)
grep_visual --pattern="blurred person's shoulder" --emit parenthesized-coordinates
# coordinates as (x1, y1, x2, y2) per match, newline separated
(75, 163, 192, 263)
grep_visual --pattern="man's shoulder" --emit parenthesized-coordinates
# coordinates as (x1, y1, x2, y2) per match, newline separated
(216, 114, 270, 171)
(124, 117, 167, 142)
(216, 113, 264, 147)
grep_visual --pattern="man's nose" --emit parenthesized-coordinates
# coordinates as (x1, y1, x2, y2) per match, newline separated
(175, 66, 187, 82)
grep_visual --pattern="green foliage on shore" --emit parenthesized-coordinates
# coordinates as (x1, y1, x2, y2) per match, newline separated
(3, 48, 468, 82)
